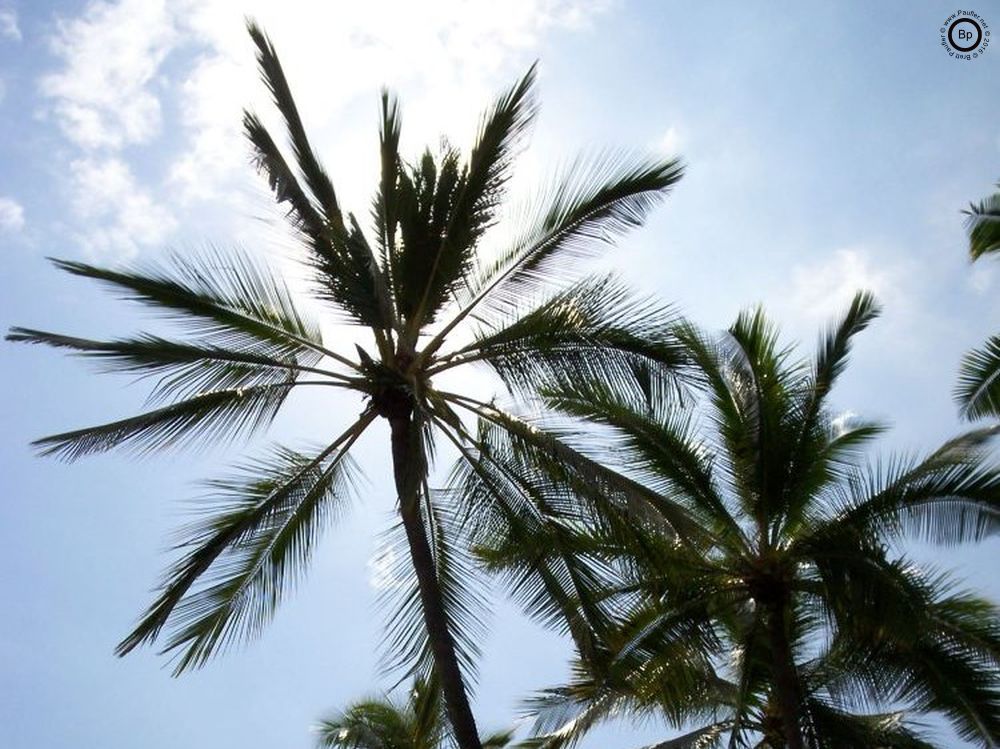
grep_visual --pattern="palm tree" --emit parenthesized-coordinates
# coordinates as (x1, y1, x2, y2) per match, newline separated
(956, 182, 1000, 420)
(316, 676, 512, 749)
(6, 21, 686, 749)
(457, 293, 1000, 748)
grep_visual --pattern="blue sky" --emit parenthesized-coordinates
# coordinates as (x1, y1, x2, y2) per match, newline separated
(1, 1, 999, 747)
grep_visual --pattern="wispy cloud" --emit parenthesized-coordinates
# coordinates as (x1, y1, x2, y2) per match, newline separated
(69, 157, 175, 258)
(367, 546, 406, 591)
(788, 247, 897, 322)
(658, 126, 682, 155)
(0, 196, 25, 232)
(0, 7, 20, 42)
(40, 0, 176, 150)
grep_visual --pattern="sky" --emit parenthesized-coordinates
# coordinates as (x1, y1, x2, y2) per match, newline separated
(1, 1, 999, 747)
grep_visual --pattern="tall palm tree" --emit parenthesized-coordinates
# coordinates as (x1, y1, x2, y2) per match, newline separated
(316, 676, 512, 749)
(6, 21, 686, 749)
(456, 293, 1000, 748)
(956, 182, 1000, 420)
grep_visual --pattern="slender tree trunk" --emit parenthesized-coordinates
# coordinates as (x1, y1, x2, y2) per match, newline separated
(766, 601, 805, 749)
(389, 415, 483, 749)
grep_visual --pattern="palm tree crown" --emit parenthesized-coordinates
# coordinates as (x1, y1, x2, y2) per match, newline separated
(317, 677, 512, 749)
(461, 293, 1000, 748)
(7, 20, 685, 749)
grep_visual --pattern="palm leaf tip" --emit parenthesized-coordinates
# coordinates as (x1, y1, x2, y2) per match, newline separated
(964, 183, 1000, 260)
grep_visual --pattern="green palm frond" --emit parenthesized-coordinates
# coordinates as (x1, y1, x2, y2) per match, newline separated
(318, 694, 421, 749)
(804, 702, 936, 749)
(317, 676, 512, 749)
(246, 20, 343, 228)
(538, 374, 741, 549)
(831, 426, 1000, 545)
(956, 335, 1000, 421)
(403, 64, 537, 331)
(444, 398, 702, 543)
(965, 183, 1000, 260)
(373, 90, 402, 305)
(31, 382, 297, 460)
(808, 291, 882, 415)
(245, 23, 390, 329)
(816, 573, 1000, 747)
(642, 723, 730, 748)
(243, 110, 326, 237)
(421, 152, 684, 361)
(44, 248, 336, 362)
(4, 328, 331, 404)
(439, 275, 690, 399)
(117, 412, 370, 673)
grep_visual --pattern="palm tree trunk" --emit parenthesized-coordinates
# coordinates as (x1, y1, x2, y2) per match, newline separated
(389, 415, 483, 749)
(765, 602, 805, 749)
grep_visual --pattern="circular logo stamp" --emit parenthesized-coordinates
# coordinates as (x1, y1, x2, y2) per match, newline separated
(941, 10, 990, 59)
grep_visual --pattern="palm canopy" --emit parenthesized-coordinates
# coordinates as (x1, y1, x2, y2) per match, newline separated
(7, 20, 686, 749)
(458, 292, 1000, 748)
(955, 182, 1000, 421)
(316, 676, 513, 749)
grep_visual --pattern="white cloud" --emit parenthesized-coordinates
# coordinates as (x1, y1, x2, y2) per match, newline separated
(40, 0, 177, 149)
(658, 126, 681, 155)
(788, 248, 895, 322)
(0, 196, 24, 232)
(0, 8, 20, 41)
(367, 546, 406, 591)
(69, 157, 176, 258)
(970, 263, 995, 294)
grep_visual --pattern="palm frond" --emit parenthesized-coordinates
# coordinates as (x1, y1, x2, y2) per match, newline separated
(406, 63, 538, 330)
(373, 90, 403, 320)
(832, 427, 1000, 545)
(964, 184, 1000, 260)
(376, 500, 489, 687)
(246, 19, 343, 229)
(317, 697, 415, 749)
(117, 412, 371, 672)
(804, 702, 937, 749)
(644, 723, 730, 749)
(5, 327, 331, 403)
(439, 275, 691, 399)
(422, 152, 684, 360)
(444, 421, 616, 668)
(31, 381, 299, 460)
(43, 248, 338, 364)
(956, 335, 1000, 421)
(244, 24, 390, 330)
(808, 291, 881, 413)
(538, 373, 742, 549)
(243, 109, 326, 237)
